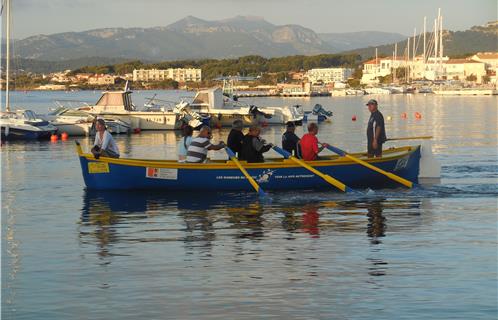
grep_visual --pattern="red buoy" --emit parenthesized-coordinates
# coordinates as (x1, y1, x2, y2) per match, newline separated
(133, 128, 141, 134)
(352, 115, 357, 121)
(50, 134, 58, 142)
(61, 132, 69, 140)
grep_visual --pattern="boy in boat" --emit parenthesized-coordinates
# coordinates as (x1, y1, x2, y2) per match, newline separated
(227, 119, 244, 157)
(91, 118, 120, 159)
(186, 125, 225, 163)
(366, 99, 387, 157)
(282, 121, 300, 156)
(299, 122, 329, 161)
(239, 125, 273, 163)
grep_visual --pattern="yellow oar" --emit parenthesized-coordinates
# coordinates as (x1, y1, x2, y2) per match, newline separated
(272, 146, 354, 193)
(325, 145, 414, 188)
(387, 135, 432, 141)
(225, 147, 267, 197)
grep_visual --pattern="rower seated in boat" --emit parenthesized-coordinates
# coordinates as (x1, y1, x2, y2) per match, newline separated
(91, 119, 120, 159)
(186, 125, 225, 163)
(299, 122, 328, 161)
(239, 125, 273, 163)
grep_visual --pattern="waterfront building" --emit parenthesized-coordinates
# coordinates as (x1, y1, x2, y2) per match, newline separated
(88, 74, 116, 86)
(306, 68, 353, 84)
(133, 68, 202, 82)
(443, 59, 487, 83)
(361, 58, 405, 84)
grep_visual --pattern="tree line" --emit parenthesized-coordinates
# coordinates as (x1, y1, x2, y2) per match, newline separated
(70, 53, 362, 80)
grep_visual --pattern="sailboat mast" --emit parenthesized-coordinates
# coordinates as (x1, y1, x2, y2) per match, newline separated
(406, 38, 410, 83)
(423, 16, 427, 64)
(394, 42, 397, 83)
(5, 0, 11, 111)
(439, 11, 443, 72)
(412, 28, 416, 63)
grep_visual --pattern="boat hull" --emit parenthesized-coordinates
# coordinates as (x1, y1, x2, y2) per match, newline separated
(52, 122, 93, 136)
(89, 113, 181, 130)
(1, 126, 56, 140)
(76, 144, 421, 191)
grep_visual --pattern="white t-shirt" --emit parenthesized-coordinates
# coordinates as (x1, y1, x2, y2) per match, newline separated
(94, 131, 120, 156)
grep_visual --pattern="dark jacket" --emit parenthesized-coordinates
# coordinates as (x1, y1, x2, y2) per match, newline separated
(239, 134, 272, 163)
(282, 131, 300, 156)
(227, 129, 244, 155)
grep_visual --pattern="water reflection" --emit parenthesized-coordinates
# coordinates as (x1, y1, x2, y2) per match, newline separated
(80, 191, 424, 248)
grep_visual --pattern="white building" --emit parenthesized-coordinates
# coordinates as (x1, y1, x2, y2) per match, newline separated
(133, 68, 202, 82)
(306, 68, 353, 84)
(88, 74, 116, 86)
(361, 55, 487, 83)
(443, 59, 487, 83)
(361, 58, 405, 84)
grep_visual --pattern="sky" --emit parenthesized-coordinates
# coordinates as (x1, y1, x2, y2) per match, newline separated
(8, 0, 498, 39)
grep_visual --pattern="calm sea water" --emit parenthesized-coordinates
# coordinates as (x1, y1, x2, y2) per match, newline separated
(2, 91, 497, 319)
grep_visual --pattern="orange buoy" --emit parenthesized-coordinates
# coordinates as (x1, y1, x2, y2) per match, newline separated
(50, 134, 58, 142)
(352, 115, 357, 121)
(401, 112, 407, 119)
(415, 112, 422, 119)
(133, 128, 141, 134)
(61, 132, 69, 140)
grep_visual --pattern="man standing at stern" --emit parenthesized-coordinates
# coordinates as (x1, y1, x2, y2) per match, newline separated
(366, 99, 387, 157)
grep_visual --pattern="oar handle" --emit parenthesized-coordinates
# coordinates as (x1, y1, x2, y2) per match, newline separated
(225, 146, 236, 158)
(386, 136, 433, 141)
(325, 145, 346, 156)
(272, 145, 291, 159)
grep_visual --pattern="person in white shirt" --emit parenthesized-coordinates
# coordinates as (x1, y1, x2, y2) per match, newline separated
(91, 119, 120, 159)
(177, 125, 194, 162)
(186, 126, 225, 163)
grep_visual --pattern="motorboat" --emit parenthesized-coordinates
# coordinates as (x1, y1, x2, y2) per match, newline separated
(79, 83, 185, 130)
(303, 104, 333, 122)
(1, 110, 58, 140)
(42, 106, 94, 136)
(0, 0, 57, 140)
(177, 87, 304, 128)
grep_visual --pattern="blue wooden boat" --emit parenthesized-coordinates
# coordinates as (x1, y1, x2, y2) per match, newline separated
(76, 142, 420, 191)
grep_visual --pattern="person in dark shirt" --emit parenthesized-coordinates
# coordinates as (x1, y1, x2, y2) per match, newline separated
(282, 121, 300, 156)
(227, 119, 245, 157)
(239, 126, 273, 163)
(366, 99, 387, 157)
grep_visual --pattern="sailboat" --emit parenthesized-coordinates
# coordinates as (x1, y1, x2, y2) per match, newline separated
(0, 0, 57, 140)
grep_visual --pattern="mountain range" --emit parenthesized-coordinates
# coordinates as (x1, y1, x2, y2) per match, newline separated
(8, 16, 497, 74)
(15, 16, 406, 62)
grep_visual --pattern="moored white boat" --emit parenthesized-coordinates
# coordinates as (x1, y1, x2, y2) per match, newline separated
(80, 85, 185, 130)
(1, 110, 58, 140)
(178, 88, 303, 128)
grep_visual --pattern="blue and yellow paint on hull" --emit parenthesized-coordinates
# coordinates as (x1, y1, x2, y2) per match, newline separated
(76, 143, 421, 191)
